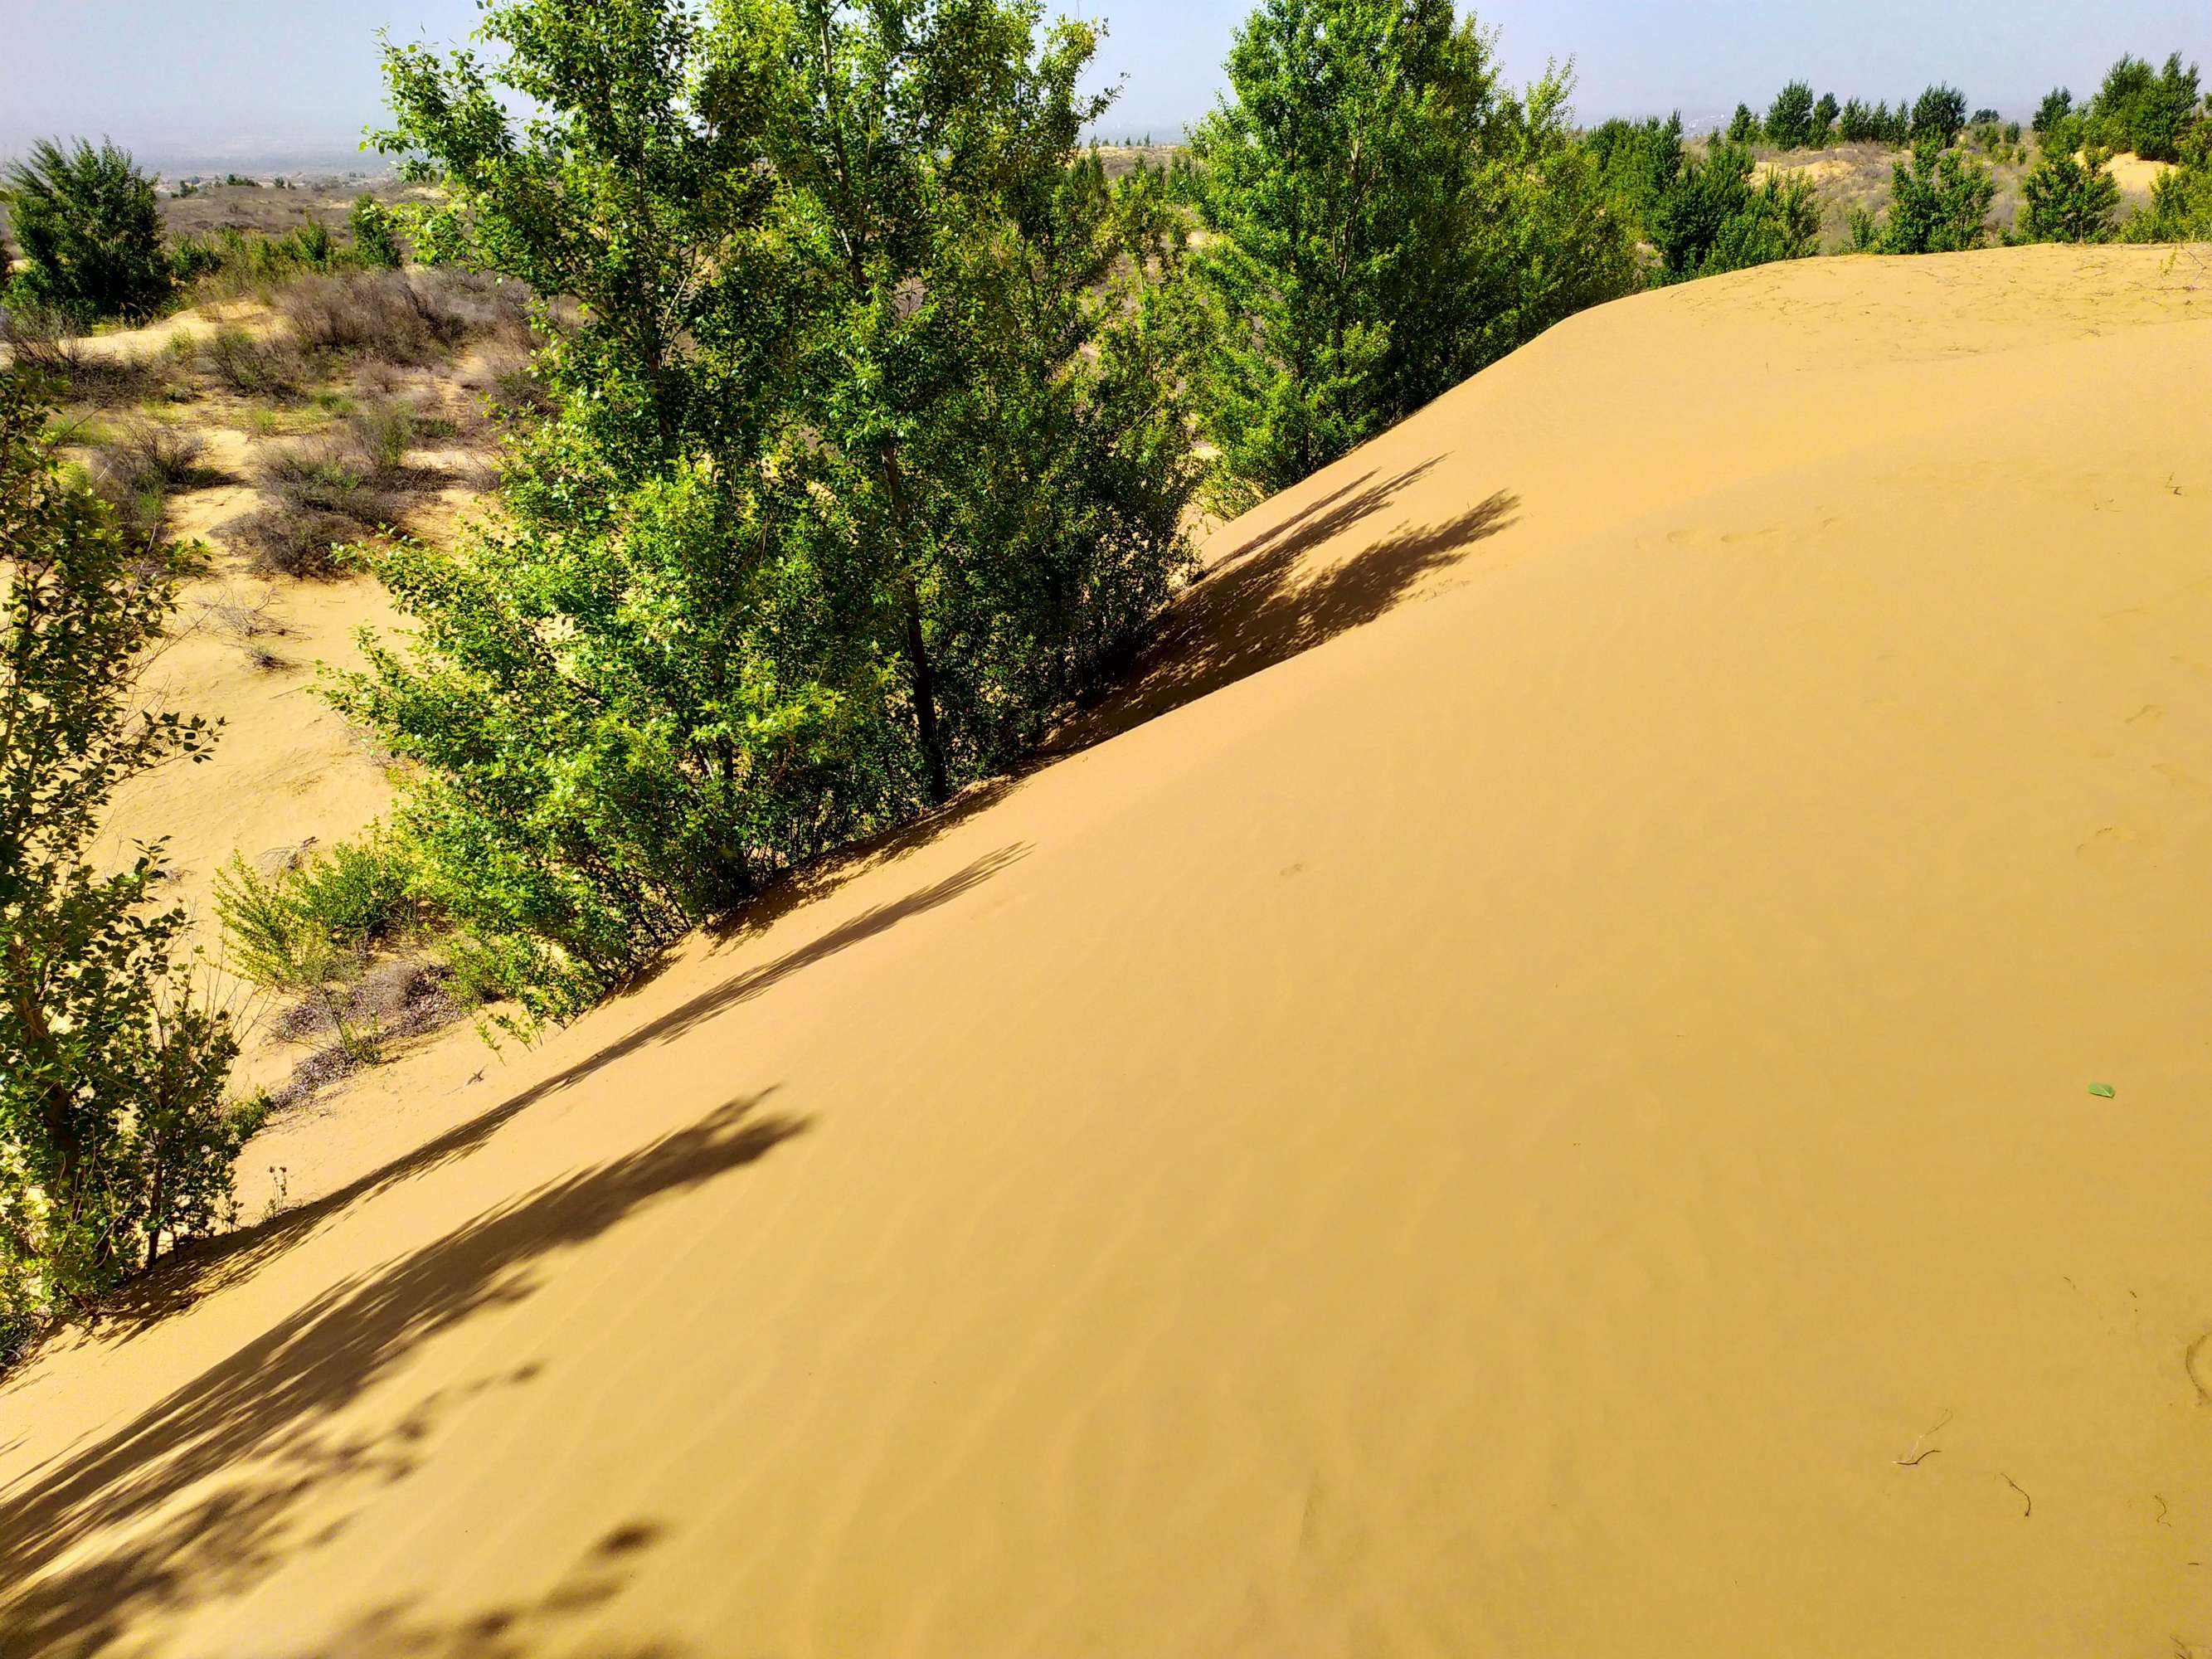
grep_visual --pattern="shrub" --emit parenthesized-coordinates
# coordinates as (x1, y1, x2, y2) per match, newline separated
(1911, 84, 1969, 148)
(256, 437, 406, 530)
(2085, 52, 2201, 163)
(2017, 145, 2122, 243)
(198, 325, 303, 396)
(348, 0, 1205, 1020)
(80, 419, 212, 549)
(2034, 87, 2074, 140)
(1874, 136, 1996, 252)
(221, 505, 360, 578)
(2, 139, 173, 322)
(0, 372, 249, 1347)
(1726, 104, 1762, 145)
(216, 836, 421, 1066)
(349, 194, 404, 268)
(1650, 142, 1821, 281)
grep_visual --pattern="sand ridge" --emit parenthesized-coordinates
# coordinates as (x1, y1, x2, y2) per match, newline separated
(4, 244, 2212, 1657)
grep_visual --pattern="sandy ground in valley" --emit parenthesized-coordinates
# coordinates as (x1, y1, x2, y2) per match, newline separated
(6, 243, 2212, 1657)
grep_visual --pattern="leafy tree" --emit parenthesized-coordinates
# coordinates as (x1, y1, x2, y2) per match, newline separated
(1811, 92, 1839, 144)
(1187, 0, 1633, 497)
(1649, 142, 1821, 281)
(1837, 98, 1874, 143)
(1584, 112, 1684, 234)
(347, 193, 403, 268)
(2017, 144, 2121, 242)
(1873, 135, 1996, 252)
(2, 139, 173, 321)
(0, 374, 250, 1348)
(353, 0, 1201, 1017)
(2085, 52, 2201, 163)
(1765, 80, 1818, 150)
(1726, 103, 1762, 145)
(1910, 84, 1968, 148)
(2034, 86, 2073, 138)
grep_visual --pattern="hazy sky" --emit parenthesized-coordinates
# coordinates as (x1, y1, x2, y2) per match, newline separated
(2, 0, 2207, 165)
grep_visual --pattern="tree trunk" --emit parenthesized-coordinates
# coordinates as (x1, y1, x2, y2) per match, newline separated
(878, 443, 950, 805)
(902, 577, 950, 805)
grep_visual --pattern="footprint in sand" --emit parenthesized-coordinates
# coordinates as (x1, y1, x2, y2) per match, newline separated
(2076, 825, 2151, 864)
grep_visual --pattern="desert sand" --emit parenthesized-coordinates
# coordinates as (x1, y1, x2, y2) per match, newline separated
(5, 243, 2212, 1657)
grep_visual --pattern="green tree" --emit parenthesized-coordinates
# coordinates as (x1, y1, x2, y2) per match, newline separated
(2017, 144, 2122, 242)
(2, 139, 173, 321)
(352, 0, 1200, 1017)
(1649, 141, 1821, 282)
(1874, 135, 1996, 252)
(1188, 0, 1634, 496)
(1765, 80, 1817, 150)
(1811, 91, 1839, 144)
(1910, 84, 1968, 148)
(0, 375, 250, 1347)
(1583, 112, 1684, 236)
(347, 193, 403, 268)
(2034, 86, 2073, 139)
(1726, 103, 1762, 145)
(2085, 52, 2201, 163)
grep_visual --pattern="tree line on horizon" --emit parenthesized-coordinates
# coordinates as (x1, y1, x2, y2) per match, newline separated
(6, 0, 2212, 1350)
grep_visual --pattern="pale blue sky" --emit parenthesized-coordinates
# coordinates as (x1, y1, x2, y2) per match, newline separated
(2, 0, 2206, 166)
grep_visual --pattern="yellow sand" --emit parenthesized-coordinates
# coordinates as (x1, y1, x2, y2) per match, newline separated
(7, 244, 2212, 1657)
(2107, 149, 2178, 197)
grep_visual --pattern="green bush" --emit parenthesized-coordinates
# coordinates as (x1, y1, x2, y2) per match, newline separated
(216, 833, 421, 1064)
(2017, 145, 2122, 243)
(1726, 104, 1762, 145)
(1650, 142, 1821, 282)
(0, 372, 249, 1348)
(2084, 52, 2201, 163)
(1584, 114, 1685, 236)
(2, 139, 173, 322)
(1871, 135, 1996, 252)
(348, 194, 404, 268)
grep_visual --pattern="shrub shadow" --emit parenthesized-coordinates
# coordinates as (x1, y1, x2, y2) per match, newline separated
(0, 1092, 801, 1657)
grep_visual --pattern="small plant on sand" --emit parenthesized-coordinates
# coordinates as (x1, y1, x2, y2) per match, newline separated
(0, 372, 252, 1352)
(216, 833, 422, 1067)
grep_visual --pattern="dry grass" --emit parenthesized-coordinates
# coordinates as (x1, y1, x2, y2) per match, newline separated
(275, 270, 533, 367)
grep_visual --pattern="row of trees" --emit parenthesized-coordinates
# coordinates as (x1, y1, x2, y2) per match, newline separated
(1723, 83, 1970, 153)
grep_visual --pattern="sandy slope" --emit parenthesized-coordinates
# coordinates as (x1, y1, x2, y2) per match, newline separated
(7, 243, 2212, 1657)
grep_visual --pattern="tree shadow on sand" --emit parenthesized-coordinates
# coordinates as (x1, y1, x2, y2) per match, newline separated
(76, 844, 1023, 1335)
(0, 1092, 803, 1657)
(1062, 477, 1519, 748)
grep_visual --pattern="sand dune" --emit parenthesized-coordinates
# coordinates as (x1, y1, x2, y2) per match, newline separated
(6, 243, 2212, 1657)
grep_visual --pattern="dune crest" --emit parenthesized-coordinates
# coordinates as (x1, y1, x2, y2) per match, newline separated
(5, 244, 2212, 1657)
